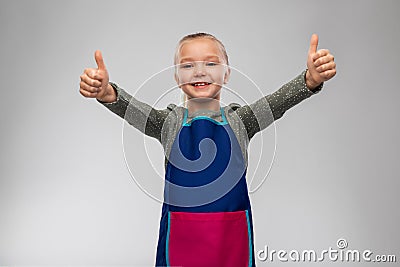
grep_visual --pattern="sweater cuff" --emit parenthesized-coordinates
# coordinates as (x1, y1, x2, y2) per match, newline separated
(96, 82, 132, 119)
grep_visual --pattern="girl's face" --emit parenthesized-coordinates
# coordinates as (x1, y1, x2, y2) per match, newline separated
(175, 38, 230, 102)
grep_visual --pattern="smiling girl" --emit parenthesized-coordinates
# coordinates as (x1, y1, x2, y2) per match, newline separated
(80, 32, 336, 267)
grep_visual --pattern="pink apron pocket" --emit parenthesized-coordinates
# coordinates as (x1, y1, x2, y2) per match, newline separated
(166, 210, 252, 267)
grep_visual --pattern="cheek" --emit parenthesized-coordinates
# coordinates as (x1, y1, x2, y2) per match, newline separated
(180, 84, 192, 96)
(176, 71, 192, 85)
(209, 70, 225, 85)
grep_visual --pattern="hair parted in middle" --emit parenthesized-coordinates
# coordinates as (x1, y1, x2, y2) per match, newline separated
(174, 32, 229, 66)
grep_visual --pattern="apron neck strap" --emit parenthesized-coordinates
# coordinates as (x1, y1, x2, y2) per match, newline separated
(183, 106, 227, 126)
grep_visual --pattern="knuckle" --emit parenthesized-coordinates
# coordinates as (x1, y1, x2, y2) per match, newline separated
(88, 70, 96, 78)
(79, 88, 88, 97)
(81, 83, 87, 89)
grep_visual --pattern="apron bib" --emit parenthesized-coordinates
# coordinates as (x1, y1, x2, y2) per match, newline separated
(156, 107, 255, 267)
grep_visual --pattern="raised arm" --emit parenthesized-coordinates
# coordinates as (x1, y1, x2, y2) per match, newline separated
(236, 34, 336, 140)
(79, 51, 174, 142)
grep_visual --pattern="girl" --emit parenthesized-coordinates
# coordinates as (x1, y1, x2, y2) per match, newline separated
(79, 32, 336, 266)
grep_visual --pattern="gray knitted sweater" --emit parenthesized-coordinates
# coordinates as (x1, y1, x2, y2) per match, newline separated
(98, 70, 322, 168)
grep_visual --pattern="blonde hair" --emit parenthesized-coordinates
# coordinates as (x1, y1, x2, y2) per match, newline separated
(174, 32, 229, 66)
(174, 32, 229, 106)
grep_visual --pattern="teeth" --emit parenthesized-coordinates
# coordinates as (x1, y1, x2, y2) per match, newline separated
(193, 82, 209, 86)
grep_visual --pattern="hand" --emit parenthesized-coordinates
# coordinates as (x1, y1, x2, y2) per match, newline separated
(306, 34, 336, 90)
(79, 50, 116, 102)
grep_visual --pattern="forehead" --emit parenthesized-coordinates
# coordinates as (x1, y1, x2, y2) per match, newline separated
(178, 38, 223, 62)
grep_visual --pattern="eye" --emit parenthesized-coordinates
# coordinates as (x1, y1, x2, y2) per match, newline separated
(206, 62, 218, 66)
(180, 63, 194, 69)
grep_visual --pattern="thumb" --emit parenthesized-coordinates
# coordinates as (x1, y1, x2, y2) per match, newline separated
(95, 50, 106, 70)
(308, 34, 319, 55)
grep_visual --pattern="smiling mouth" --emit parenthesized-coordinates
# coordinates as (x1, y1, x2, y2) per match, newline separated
(190, 82, 212, 88)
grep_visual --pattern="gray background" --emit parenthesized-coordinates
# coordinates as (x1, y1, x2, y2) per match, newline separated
(1, 0, 399, 266)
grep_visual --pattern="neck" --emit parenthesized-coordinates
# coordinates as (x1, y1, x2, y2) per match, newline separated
(186, 97, 221, 114)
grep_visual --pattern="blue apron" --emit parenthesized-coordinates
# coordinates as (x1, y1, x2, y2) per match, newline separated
(155, 106, 255, 267)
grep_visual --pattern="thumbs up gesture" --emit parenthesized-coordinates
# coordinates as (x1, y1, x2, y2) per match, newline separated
(79, 50, 116, 103)
(305, 34, 336, 90)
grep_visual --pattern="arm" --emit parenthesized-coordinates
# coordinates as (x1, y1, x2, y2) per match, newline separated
(97, 82, 175, 142)
(236, 34, 336, 140)
(235, 70, 322, 140)
(79, 50, 173, 142)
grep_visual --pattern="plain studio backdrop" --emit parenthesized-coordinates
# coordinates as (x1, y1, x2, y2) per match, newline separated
(0, 0, 399, 266)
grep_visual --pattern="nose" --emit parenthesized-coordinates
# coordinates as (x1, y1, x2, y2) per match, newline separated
(194, 62, 206, 77)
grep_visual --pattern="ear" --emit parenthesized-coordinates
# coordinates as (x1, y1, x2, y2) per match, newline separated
(223, 66, 231, 84)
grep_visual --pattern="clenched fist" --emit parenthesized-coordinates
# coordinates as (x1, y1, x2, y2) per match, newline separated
(306, 34, 336, 90)
(79, 50, 116, 103)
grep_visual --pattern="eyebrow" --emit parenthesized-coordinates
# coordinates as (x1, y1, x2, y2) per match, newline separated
(179, 55, 221, 63)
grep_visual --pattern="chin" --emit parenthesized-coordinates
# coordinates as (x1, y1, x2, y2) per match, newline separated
(188, 91, 221, 100)
(184, 86, 221, 101)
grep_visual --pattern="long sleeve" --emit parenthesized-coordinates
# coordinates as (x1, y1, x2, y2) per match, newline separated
(97, 82, 176, 142)
(235, 70, 323, 140)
